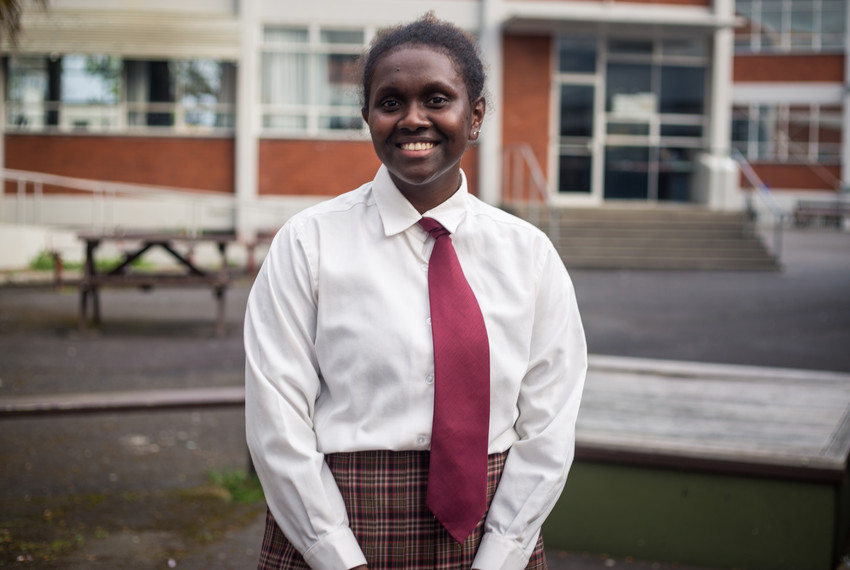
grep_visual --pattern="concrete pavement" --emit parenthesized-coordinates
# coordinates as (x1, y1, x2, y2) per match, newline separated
(1, 226, 848, 568)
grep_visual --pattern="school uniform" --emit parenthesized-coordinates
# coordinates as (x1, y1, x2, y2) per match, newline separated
(245, 165, 587, 570)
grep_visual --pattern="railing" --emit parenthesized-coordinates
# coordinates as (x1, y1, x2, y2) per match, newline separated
(502, 143, 559, 243)
(0, 168, 309, 247)
(731, 148, 790, 262)
(0, 168, 239, 235)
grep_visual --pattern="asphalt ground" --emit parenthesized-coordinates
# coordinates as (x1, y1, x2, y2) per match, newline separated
(0, 226, 848, 569)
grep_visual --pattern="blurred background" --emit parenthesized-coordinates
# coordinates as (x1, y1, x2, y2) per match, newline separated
(1, 0, 849, 568)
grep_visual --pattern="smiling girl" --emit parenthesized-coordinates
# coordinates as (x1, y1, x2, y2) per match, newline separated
(245, 14, 586, 570)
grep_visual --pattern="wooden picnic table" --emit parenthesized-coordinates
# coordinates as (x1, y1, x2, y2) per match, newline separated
(78, 232, 236, 337)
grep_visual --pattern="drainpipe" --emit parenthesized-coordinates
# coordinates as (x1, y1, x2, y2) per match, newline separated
(842, 4, 850, 196)
(235, 0, 259, 242)
(478, 0, 504, 206)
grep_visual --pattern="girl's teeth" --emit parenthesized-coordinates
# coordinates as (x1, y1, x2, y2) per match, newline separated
(402, 142, 434, 151)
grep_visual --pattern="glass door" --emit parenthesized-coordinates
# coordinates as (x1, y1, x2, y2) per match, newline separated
(603, 38, 707, 202)
(555, 37, 598, 197)
(556, 34, 708, 203)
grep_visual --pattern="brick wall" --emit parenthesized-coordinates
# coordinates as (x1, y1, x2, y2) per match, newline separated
(503, 33, 552, 200)
(509, 0, 709, 4)
(4, 134, 482, 199)
(742, 164, 841, 192)
(5, 134, 235, 193)
(733, 54, 845, 82)
(258, 139, 480, 198)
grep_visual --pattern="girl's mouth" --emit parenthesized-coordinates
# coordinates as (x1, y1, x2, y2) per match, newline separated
(399, 142, 436, 151)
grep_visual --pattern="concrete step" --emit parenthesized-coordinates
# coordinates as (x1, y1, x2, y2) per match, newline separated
(508, 204, 779, 271)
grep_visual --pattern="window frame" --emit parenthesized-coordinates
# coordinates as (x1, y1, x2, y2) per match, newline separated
(259, 23, 372, 139)
(732, 102, 843, 163)
(4, 54, 237, 136)
(734, 0, 848, 54)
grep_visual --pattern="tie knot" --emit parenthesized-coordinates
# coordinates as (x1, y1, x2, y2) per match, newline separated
(419, 217, 450, 239)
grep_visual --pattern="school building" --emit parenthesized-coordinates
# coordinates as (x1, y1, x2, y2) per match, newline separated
(0, 0, 847, 256)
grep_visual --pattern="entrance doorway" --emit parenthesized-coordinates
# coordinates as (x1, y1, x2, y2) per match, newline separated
(556, 35, 709, 203)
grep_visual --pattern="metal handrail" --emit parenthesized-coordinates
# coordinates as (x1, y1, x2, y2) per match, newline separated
(730, 148, 789, 262)
(502, 143, 559, 243)
(0, 168, 238, 235)
(0, 168, 301, 243)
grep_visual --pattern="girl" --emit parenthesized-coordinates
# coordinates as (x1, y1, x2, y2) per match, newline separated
(245, 14, 586, 570)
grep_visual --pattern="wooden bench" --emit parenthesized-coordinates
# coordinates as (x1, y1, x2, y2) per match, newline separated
(793, 198, 850, 227)
(78, 232, 236, 337)
(548, 355, 850, 570)
(244, 229, 278, 274)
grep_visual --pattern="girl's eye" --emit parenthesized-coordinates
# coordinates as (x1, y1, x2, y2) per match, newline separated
(429, 96, 449, 106)
(380, 99, 400, 110)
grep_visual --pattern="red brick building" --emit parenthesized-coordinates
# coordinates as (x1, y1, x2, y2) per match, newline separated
(0, 0, 846, 236)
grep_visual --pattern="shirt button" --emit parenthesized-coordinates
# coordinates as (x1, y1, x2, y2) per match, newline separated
(425, 374, 434, 384)
(421, 263, 428, 271)
(426, 317, 432, 326)
(417, 435, 428, 445)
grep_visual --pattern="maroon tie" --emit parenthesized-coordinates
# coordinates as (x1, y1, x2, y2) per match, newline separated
(419, 217, 490, 544)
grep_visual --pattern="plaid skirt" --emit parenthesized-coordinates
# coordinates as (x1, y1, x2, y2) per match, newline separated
(258, 450, 547, 569)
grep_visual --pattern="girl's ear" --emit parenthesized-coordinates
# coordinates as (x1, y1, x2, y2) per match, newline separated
(361, 107, 369, 124)
(469, 97, 486, 141)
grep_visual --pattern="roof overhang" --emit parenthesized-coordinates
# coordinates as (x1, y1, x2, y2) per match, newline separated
(501, 1, 741, 36)
(1, 10, 240, 60)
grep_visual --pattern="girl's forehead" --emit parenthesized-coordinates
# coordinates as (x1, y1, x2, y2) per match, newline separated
(371, 45, 462, 84)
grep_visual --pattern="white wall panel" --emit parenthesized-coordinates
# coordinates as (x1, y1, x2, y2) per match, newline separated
(3, 9, 240, 59)
(259, 0, 482, 30)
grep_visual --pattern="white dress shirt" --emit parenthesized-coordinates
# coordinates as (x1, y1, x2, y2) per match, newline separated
(245, 165, 587, 570)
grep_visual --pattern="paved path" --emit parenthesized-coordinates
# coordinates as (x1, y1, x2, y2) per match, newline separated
(0, 227, 848, 569)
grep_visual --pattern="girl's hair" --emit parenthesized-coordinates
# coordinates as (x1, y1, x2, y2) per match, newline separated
(360, 13, 486, 109)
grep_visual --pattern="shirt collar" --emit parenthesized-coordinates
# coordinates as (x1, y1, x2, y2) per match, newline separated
(372, 164, 470, 237)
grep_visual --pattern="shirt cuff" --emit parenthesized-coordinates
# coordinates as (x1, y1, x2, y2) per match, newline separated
(471, 532, 531, 570)
(302, 527, 367, 569)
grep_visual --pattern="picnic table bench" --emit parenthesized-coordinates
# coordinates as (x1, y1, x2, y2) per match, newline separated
(78, 232, 236, 337)
(793, 197, 850, 227)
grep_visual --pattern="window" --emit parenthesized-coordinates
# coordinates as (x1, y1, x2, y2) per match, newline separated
(558, 37, 597, 73)
(125, 59, 236, 130)
(735, 0, 847, 53)
(555, 36, 597, 194)
(6, 55, 49, 129)
(605, 39, 706, 140)
(261, 26, 366, 135)
(732, 103, 842, 162)
(60, 55, 121, 131)
(5, 55, 236, 134)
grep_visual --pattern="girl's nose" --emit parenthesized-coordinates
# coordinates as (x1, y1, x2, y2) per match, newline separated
(399, 103, 430, 131)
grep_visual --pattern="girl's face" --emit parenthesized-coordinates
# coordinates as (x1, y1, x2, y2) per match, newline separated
(362, 45, 485, 214)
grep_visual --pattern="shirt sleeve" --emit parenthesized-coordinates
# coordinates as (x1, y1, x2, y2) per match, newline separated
(244, 221, 367, 569)
(472, 242, 588, 570)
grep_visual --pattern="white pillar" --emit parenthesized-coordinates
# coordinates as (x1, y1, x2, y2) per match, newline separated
(235, 0, 260, 241)
(697, 0, 742, 211)
(842, 3, 850, 193)
(478, 0, 503, 205)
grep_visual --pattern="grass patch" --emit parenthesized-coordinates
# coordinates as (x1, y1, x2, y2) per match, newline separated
(0, 526, 85, 564)
(29, 250, 76, 271)
(208, 469, 265, 504)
